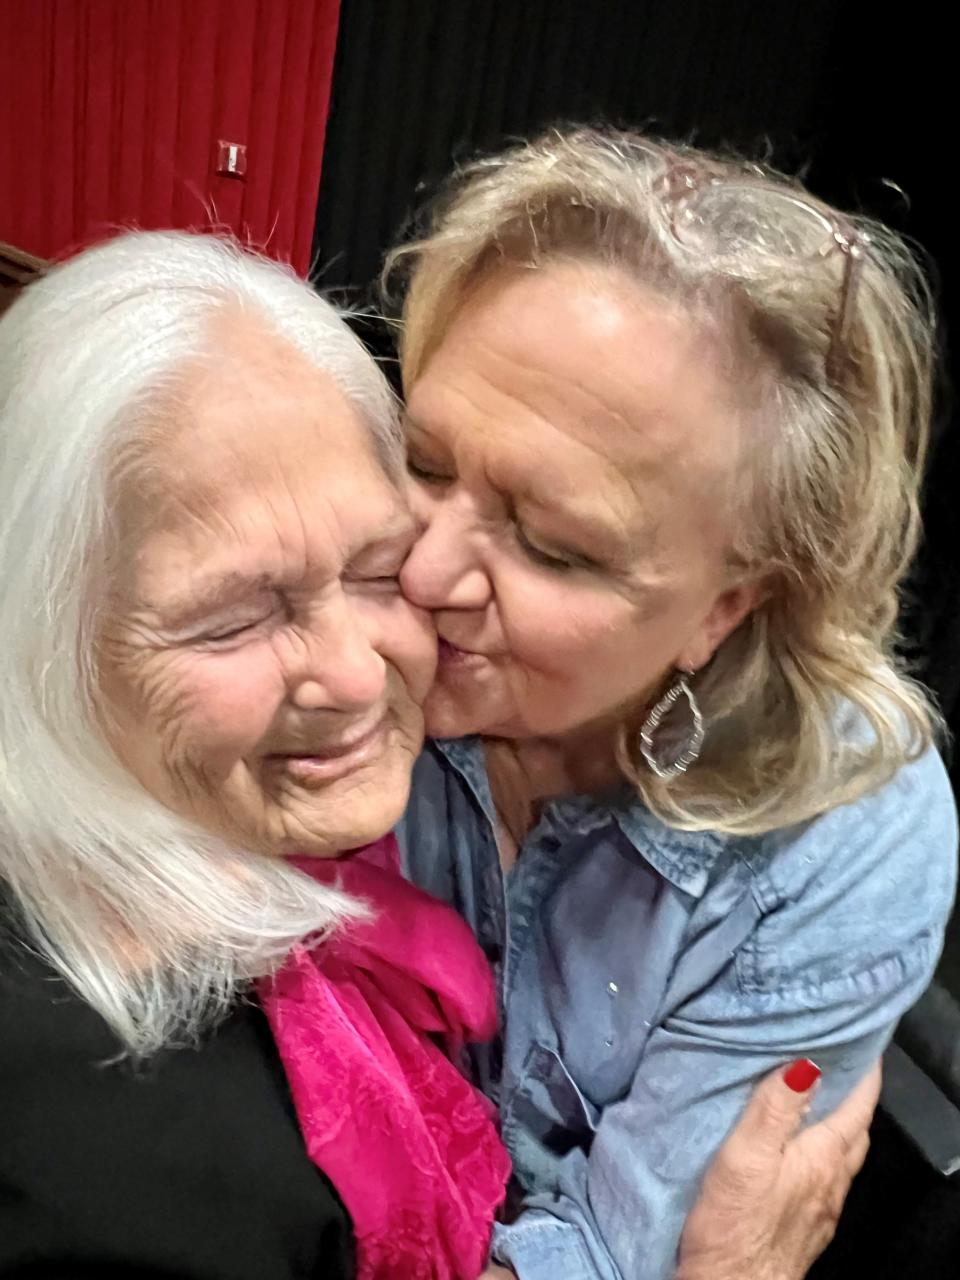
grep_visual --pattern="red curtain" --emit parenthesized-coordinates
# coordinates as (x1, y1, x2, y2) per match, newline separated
(0, 0, 341, 275)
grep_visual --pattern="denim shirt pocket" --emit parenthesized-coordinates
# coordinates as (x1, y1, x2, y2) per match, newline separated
(504, 1042, 599, 1191)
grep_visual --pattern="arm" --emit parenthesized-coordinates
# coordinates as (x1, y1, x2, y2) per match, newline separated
(676, 1060, 881, 1280)
(0, 930, 355, 1280)
(489, 1018, 898, 1280)
(491, 752, 957, 1280)
(482, 1062, 880, 1280)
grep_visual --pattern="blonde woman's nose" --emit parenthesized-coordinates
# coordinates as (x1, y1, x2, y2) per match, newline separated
(400, 511, 491, 611)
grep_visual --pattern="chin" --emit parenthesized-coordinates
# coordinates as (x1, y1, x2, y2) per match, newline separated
(423, 688, 485, 739)
(305, 765, 416, 856)
(272, 808, 400, 859)
(424, 693, 532, 741)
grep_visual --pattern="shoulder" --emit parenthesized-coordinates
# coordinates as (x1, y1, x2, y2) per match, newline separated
(0, 908, 123, 1065)
(736, 747, 957, 995)
(757, 746, 956, 908)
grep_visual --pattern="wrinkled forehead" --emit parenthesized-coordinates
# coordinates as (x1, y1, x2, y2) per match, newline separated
(116, 314, 405, 542)
(411, 261, 751, 514)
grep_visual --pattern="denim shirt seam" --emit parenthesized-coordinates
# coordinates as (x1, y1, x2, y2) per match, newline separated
(503, 843, 579, 1004)
(736, 921, 942, 999)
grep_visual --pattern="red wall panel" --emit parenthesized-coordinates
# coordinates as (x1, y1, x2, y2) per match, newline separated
(0, 0, 341, 275)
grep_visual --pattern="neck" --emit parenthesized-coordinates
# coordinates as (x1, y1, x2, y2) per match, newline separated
(483, 721, 623, 847)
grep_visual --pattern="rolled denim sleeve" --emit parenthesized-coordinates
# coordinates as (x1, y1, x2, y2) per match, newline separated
(491, 1212, 604, 1279)
(492, 751, 957, 1280)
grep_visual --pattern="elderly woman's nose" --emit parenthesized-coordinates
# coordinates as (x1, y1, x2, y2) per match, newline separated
(401, 518, 491, 611)
(288, 619, 387, 713)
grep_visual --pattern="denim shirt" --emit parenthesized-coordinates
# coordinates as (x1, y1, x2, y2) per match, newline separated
(396, 737, 958, 1280)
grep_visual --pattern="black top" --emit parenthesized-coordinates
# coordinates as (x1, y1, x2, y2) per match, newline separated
(0, 915, 354, 1280)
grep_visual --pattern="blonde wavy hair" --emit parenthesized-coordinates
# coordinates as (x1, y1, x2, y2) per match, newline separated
(386, 127, 940, 836)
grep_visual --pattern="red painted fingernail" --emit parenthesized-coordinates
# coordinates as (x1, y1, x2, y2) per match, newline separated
(783, 1058, 822, 1093)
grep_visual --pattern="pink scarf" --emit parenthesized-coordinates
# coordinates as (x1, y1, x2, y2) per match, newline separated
(258, 836, 511, 1279)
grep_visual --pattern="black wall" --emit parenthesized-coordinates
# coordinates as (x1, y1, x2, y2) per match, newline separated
(313, 0, 842, 291)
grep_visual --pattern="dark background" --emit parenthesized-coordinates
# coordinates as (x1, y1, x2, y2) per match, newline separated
(312, 4, 959, 1275)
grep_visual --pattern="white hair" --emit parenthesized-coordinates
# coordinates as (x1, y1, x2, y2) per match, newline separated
(0, 231, 401, 1056)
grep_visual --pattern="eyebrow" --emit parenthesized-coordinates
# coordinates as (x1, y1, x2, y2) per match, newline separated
(405, 411, 654, 562)
(402, 414, 448, 447)
(152, 571, 273, 625)
(152, 518, 417, 623)
(521, 498, 624, 554)
(345, 522, 417, 569)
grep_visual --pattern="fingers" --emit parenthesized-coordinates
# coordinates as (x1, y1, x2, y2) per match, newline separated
(727, 1059, 823, 1164)
(787, 1067, 877, 1239)
(832, 1063, 882, 1142)
(846, 1130, 871, 1177)
(823, 1131, 869, 1223)
(807, 1063, 882, 1158)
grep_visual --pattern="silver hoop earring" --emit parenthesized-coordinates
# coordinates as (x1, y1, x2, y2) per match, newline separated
(639, 671, 704, 780)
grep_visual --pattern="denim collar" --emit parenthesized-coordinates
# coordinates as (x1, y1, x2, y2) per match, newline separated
(429, 737, 725, 899)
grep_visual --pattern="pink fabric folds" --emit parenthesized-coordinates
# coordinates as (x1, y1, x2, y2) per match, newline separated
(258, 837, 510, 1279)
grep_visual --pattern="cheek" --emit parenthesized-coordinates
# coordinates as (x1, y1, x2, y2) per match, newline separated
(366, 597, 437, 705)
(495, 575, 687, 715)
(179, 655, 282, 754)
(126, 647, 285, 763)
(496, 574, 630, 677)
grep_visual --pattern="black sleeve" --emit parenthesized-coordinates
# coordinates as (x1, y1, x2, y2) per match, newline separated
(0, 923, 355, 1280)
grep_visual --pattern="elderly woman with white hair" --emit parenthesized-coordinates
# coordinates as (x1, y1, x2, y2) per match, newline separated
(388, 130, 959, 1280)
(0, 230, 876, 1280)
(0, 231, 514, 1280)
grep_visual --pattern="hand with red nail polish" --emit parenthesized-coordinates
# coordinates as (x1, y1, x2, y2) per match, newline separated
(783, 1057, 822, 1094)
(675, 1061, 881, 1280)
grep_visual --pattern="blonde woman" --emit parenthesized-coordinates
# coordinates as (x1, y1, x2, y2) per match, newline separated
(390, 130, 958, 1279)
